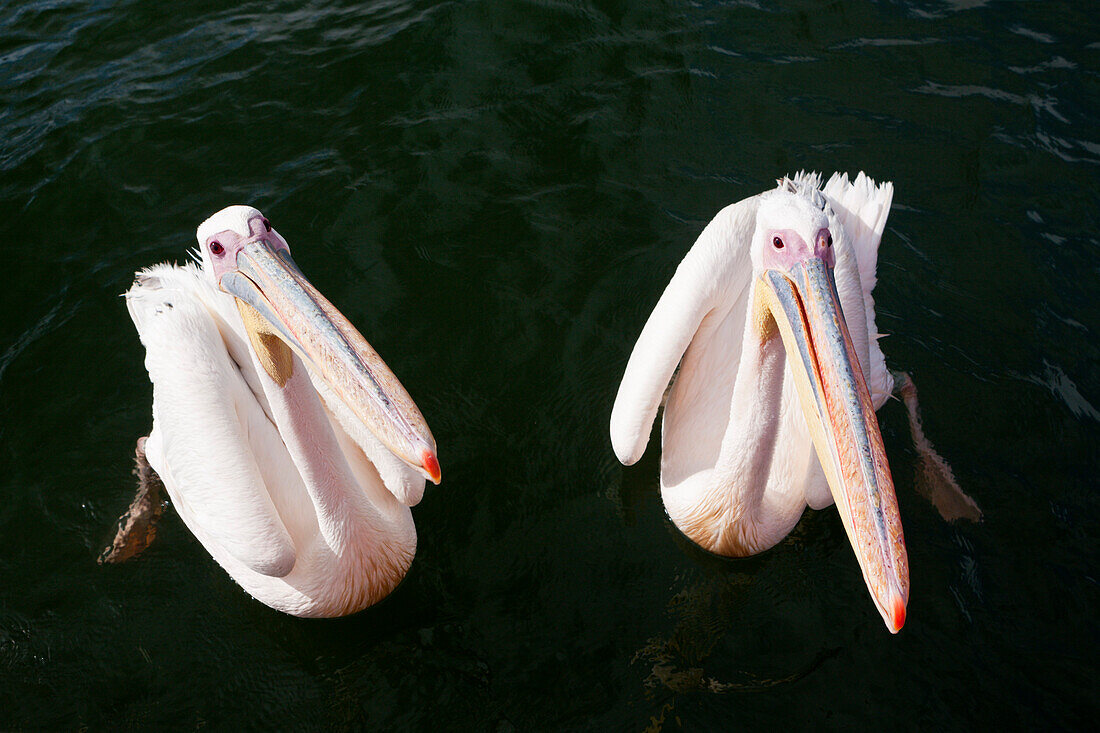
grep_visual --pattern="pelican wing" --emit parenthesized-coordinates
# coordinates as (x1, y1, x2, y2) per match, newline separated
(610, 196, 760, 466)
(127, 268, 297, 578)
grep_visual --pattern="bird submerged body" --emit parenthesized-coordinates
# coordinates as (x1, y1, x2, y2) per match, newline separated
(108, 206, 439, 618)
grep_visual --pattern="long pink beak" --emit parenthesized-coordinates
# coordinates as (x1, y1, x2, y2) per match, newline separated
(759, 259, 908, 633)
(220, 238, 441, 485)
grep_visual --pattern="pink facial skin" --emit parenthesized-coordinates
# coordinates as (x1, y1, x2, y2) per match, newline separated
(201, 215, 292, 284)
(762, 227, 835, 272)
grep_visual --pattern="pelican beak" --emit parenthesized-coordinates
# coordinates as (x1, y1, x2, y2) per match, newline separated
(219, 238, 441, 485)
(757, 260, 908, 633)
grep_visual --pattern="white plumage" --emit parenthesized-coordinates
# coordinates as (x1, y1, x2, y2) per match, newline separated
(120, 206, 436, 617)
(611, 172, 909, 630)
(822, 171, 894, 404)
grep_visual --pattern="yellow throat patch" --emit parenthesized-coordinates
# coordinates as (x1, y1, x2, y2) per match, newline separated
(236, 300, 294, 387)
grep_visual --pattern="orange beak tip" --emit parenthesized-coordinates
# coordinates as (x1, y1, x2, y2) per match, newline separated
(422, 449, 441, 485)
(889, 594, 907, 634)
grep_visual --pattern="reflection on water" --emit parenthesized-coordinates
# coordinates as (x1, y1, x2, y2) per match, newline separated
(633, 576, 841, 696)
(1, 0, 1097, 729)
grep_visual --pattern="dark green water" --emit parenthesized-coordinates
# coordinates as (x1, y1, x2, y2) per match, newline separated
(1, 0, 1097, 729)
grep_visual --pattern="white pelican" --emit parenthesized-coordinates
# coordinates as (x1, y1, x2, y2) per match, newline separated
(611, 172, 910, 632)
(102, 205, 440, 618)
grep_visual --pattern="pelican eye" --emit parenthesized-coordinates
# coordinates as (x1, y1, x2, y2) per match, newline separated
(210, 241, 225, 256)
(772, 236, 784, 249)
(262, 218, 272, 232)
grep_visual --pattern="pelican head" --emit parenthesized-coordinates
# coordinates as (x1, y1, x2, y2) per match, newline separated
(751, 181, 908, 633)
(195, 205, 441, 486)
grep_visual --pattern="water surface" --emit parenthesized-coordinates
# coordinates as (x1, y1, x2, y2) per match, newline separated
(1, 0, 1096, 729)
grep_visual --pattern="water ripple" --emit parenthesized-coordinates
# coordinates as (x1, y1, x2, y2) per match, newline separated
(1, 0, 1098, 729)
